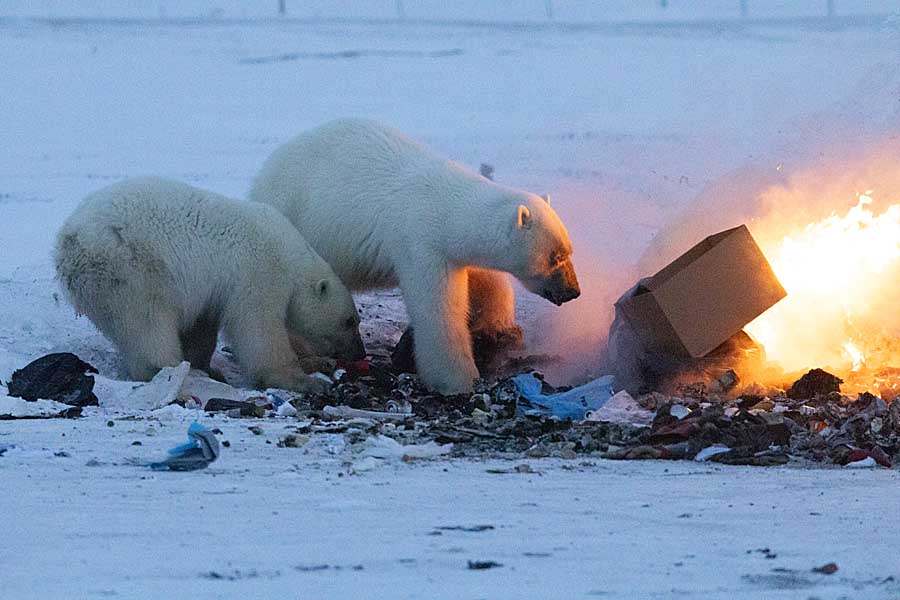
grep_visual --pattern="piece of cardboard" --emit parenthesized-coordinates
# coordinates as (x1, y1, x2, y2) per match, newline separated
(617, 225, 786, 358)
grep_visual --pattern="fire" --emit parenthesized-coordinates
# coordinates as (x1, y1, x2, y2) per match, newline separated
(746, 191, 900, 393)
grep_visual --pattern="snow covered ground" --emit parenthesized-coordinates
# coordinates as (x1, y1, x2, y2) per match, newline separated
(2, 4, 900, 598)
(5, 414, 900, 599)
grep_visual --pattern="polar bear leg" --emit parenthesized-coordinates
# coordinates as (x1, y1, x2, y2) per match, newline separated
(399, 259, 479, 394)
(180, 313, 223, 379)
(112, 305, 184, 381)
(224, 307, 328, 394)
(466, 267, 523, 348)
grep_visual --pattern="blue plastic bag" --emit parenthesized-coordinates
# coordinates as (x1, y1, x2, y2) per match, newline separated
(513, 373, 615, 420)
(150, 421, 220, 471)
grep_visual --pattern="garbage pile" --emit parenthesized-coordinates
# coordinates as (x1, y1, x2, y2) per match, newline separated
(192, 360, 900, 468)
(5, 350, 899, 468)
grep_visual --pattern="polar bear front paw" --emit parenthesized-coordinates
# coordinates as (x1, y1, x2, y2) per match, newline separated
(471, 324, 525, 373)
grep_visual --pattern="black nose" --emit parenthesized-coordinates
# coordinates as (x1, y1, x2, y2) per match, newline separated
(561, 284, 581, 302)
(543, 284, 580, 306)
(543, 288, 564, 306)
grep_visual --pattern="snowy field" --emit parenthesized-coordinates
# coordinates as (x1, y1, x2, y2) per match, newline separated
(3, 3, 900, 598)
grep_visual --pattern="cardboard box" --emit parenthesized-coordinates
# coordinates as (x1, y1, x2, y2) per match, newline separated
(617, 224, 786, 358)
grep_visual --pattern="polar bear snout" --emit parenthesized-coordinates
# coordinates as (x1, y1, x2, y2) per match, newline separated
(540, 260, 581, 306)
(342, 333, 367, 361)
(303, 317, 367, 361)
(324, 318, 367, 361)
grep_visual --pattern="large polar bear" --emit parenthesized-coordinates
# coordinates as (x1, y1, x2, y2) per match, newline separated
(250, 119, 580, 394)
(55, 177, 365, 393)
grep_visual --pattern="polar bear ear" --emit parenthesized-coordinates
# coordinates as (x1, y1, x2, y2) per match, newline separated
(316, 279, 329, 298)
(517, 205, 532, 230)
(542, 193, 551, 206)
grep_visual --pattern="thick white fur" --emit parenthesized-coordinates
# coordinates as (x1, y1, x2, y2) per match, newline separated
(250, 119, 577, 394)
(55, 177, 363, 392)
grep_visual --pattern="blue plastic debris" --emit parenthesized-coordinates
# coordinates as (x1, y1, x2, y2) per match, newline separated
(513, 373, 615, 420)
(150, 421, 220, 471)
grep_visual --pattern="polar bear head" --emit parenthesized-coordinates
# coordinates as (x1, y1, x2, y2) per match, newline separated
(507, 194, 581, 306)
(288, 264, 366, 360)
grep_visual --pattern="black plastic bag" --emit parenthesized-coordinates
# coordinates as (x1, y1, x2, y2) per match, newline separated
(7, 352, 100, 407)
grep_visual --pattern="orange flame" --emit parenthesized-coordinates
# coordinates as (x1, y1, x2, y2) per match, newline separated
(746, 192, 900, 394)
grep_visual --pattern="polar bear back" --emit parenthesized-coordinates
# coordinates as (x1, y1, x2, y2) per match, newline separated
(56, 177, 316, 325)
(251, 119, 493, 289)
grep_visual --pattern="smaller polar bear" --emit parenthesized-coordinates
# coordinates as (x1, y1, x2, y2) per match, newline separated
(250, 119, 581, 394)
(55, 177, 365, 393)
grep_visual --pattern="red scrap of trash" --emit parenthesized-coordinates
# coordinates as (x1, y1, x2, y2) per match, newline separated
(337, 359, 370, 377)
(812, 562, 838, 575)
(647, 419, 700, 445)
(866, 446, 892, 468)
(845, 447, 891, 468)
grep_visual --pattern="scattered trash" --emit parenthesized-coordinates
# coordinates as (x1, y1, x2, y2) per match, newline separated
(277, 434, 308, 448)
(585, 390, 655, 425)
(7, 352, 99, 407)
(812, 562, 839, 575)
(467, 560, 502, 570)
(486, 464, 537, 474)
(669, 404, 691, 420)
(513, 373, 614, 420)
(292, 564, 364, 573)
(787, 369, 843, 400)
(149, 421, 220, 471)
(435, 525, 494, 532)
(150, 403, 194, 420)
(117, 362, 190, 411)
(276, 401, 298, 417)
(710, 369, 740, 393)
(323, 405, 411, 421)
(748, 547, 778, 559)
(845, 456, 876, 468)
(205, 396, 273, 417)
(336, 359, 370, 378)
(310, 372, 333, 384)
(205, 397, 254, 413)
(362, 435, 452, 461)
(694, 444, 731, 462)
(15, 334, 891, 470)
(181, 371, 248, 406)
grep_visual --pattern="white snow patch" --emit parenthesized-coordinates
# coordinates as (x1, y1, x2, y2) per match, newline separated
(0, 395, 74, 417)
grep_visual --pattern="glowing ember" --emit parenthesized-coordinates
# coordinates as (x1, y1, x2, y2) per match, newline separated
(746, 192, 900, 392)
